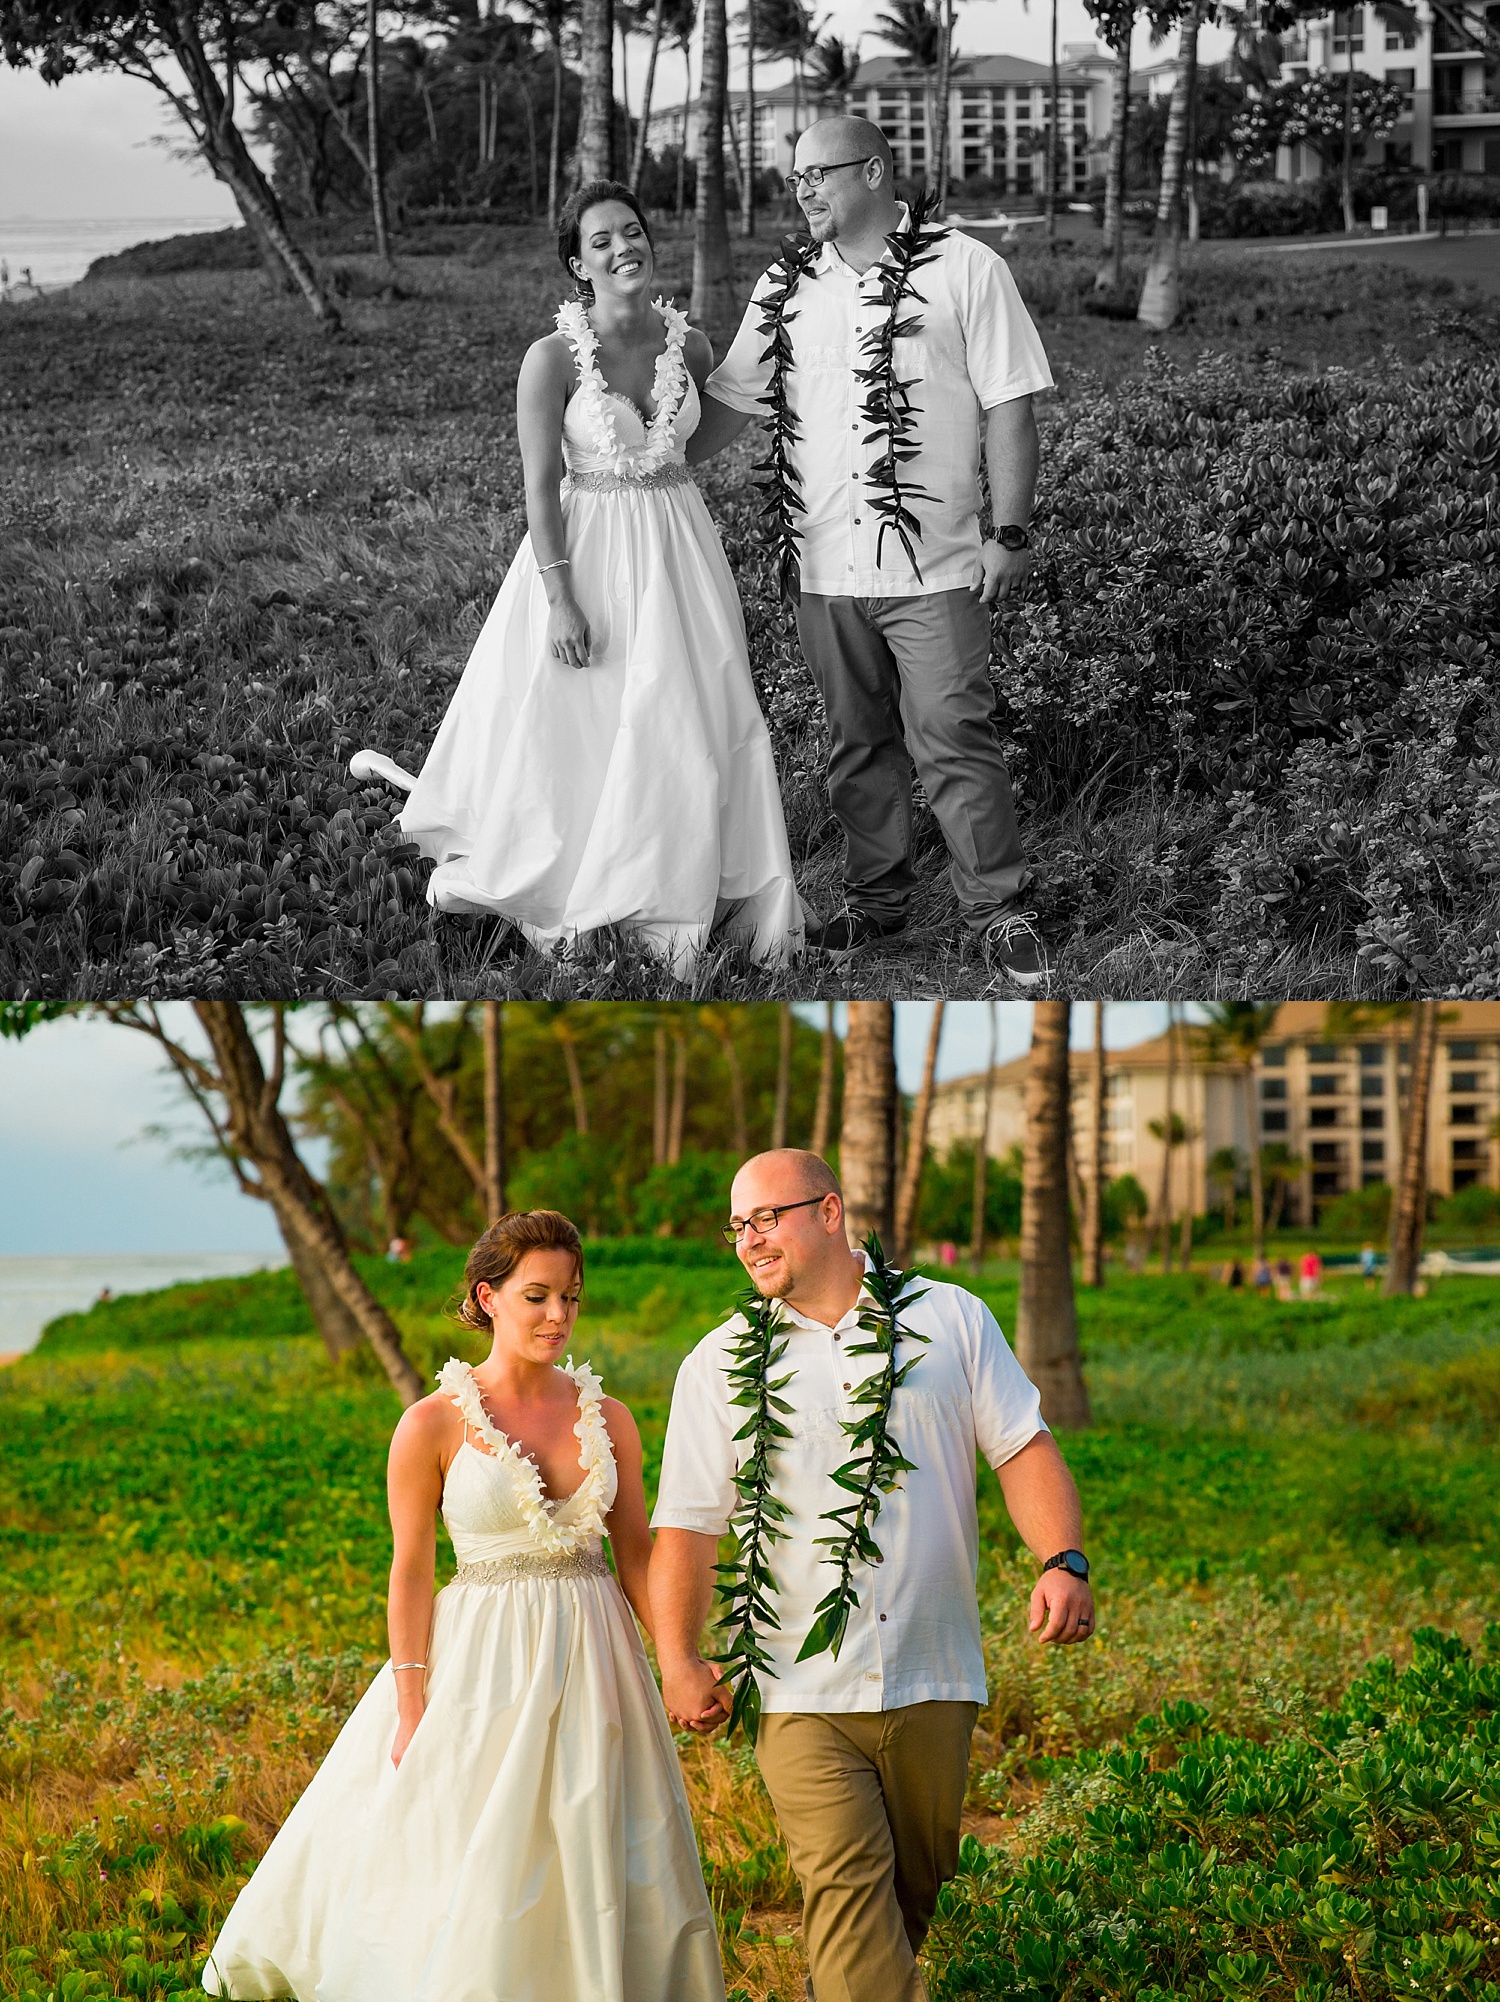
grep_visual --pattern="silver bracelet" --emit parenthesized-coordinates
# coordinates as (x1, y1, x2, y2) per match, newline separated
(391, 1660, 427, 1671)
(537, 558, 570, 574)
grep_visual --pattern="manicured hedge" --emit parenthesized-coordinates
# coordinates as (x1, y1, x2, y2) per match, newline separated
(1197, 171, 1500, 239)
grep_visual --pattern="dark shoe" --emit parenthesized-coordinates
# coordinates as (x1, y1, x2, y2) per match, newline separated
(982, 908, 1047, 987)
(806, 906, 907, 961)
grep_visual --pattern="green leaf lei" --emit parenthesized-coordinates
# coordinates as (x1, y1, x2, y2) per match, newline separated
(713, 1232, 929, 1743)
(752, 191, 948, 602)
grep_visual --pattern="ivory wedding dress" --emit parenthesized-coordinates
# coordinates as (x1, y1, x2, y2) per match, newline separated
(202, 1359, 725, 2002)
(358, 298, 803, 977)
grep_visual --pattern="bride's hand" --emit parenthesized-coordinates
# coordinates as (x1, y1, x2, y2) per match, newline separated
(390, 1706, 424, 1768)
(546, 594, 592, 671)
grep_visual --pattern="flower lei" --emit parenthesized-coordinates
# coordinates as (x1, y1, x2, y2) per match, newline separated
(436, 1356, 612, 1554)
(554, 295, 690, 478)
(753, 192, 949, 603)
(714, 1234, 930, 1744)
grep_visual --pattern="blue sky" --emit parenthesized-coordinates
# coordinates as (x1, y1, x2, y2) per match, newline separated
(0, 1003, 1173, 1256)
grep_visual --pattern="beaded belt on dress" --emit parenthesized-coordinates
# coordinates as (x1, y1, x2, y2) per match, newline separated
(449, 1546, 610, 1586)
(567, 464, 694, 493)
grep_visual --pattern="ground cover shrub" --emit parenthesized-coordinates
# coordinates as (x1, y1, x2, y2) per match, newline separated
(926, 1623, 1500, 2000)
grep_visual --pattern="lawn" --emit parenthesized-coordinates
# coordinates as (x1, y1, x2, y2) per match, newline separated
(1, 1250, 1498, 1999)
(3, 221, 1498, 999)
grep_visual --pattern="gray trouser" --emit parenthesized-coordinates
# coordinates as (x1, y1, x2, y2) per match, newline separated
(796, 590, 1028, 932)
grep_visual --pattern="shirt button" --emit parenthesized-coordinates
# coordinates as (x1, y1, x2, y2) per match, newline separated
(879, 1613, 888, 1622)
(833, 1333, 841, 1342)
(843, 1382, 852, 1390)
(854, 517, 862, 524)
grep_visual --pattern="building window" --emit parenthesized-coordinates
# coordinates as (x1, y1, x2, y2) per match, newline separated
(1307, 1043, 1340, 1062)
(1385, 25, 1416, 47)
(1450, 1071, 1482, 1093)
(1453, 1168, 1482, 1189)
(1451, 1104, 1480, 1126)
(1359, 1074, 1384, 1097)
(1262, 1109, 1288, 1133)
(1331, 6, 1365, 54)
(1309, 1107, 1340, 1128)
(1360, 1107, 1385, 1131)
(1386, 66, 1416, 111)
(1358, 1044, 1383, 1067)
(1308, 1074, 1340, 1095)
(1312, 1171, 1343, 1197)
(1452, 1139, 1481, 1162)
(1261, 1077, 1288, 1101)
(1362, 1140, 1385, 1163)
(1311, 1142, 1342, 1165)
(1448, 1041, 1479, 1060)
(1262, 1045, 1287, 1067)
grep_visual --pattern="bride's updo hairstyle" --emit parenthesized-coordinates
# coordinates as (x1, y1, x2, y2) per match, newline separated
(558, 180, 655, 303)
(455, 1210, 584, 1332)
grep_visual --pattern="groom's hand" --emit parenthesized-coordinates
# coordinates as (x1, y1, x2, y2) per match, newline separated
(1029, 1570, 1095, 1646)
(660, 1653, 733, 1733)
(972, 537, 1032, 607)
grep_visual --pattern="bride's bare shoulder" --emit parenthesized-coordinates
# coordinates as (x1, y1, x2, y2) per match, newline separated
(521, 330, 578, 387)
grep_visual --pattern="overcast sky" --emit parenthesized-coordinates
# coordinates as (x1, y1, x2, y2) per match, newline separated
(0, 4, 1231, 222)
(0, 1003, 1173, 1256)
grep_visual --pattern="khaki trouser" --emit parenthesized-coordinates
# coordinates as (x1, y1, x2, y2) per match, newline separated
(755, 1702, 979, 2002)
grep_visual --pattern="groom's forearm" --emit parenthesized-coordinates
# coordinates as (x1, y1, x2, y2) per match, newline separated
(648, 1527, 720, 1666)
(685, 393, 755, 465)
(993, 1431, 1083, 1561)
(983, 395, 1040, 529)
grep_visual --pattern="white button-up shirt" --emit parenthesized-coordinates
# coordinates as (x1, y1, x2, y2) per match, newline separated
(706, 211, 1054, 599)
(651, 1263, 1046, 1713)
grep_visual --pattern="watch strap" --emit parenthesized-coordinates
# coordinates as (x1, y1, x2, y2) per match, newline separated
(1041, 1548, 1089, 1578)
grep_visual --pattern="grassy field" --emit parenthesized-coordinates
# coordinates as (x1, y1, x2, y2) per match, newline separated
(3, 221, 1498, 999)
(1, 1249, 1498, 1998)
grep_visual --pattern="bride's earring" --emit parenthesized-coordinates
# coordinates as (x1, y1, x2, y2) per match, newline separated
(572, 262, 593, 305)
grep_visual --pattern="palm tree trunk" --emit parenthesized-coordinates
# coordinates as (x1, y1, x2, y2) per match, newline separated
(1047, 0, 1060, 236)
(632, 0, 668, 190)
(894, 1003, 945, 1266)
(934, 0, 955, 211)
(483, 1002, 506, 1221)
(1137, 0, 1199, 331)
(579, 0, 616, 179)
(1342, 23, 1356, 234)
(742, 0, 757, 236)
(365, 0, 392, 265)
(841, 1002, 897, 1248)
(653, 1020, 670, 1165)
(709, 1015, 749, 1156)
(1014, 1001, 1091, 1429)
(555, 1024, 590, 1135)
(1178, 1091, 1195, 1266)
(811, 1002, 836, 1154)
(1246, 1068, 1265, 1260)
(677, 42, 692, 217)
(1386, 1000, 1438, 1295)
(668, 1025, 689, 1164)
(772, 1001, 794, 1149)
(1099, 22, 1132, 292)
(693, 0, 739, 327)
(549, 34, 564, 228)
(618, 16, 634, 173)
(1083, 999, 1107, 1287)
(1156, 1004, 1177, 1271)
(970, 1004, 998, 1273)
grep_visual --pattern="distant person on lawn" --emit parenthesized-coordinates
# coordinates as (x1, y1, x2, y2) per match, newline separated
(688, 116, 1055, 984)
(650, 1149, 1094, 2002)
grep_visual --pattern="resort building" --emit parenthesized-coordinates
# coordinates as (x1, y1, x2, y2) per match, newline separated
(926, 1002, 1500, 1229)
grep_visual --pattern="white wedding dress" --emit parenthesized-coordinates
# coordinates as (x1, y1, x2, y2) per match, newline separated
(377, 298, 803, 977)
(202, 1359, 726, 2002)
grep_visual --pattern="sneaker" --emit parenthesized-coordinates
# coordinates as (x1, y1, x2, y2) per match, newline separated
(982, 908, 1047, 987)
(806, 906, 907, 960)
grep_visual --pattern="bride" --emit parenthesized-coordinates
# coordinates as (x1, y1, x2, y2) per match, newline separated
(202, 1208, 726, 2002)
(353, 180, 803, 977)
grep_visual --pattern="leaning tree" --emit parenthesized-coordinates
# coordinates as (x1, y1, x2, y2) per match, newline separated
(1, 0, 343, 324)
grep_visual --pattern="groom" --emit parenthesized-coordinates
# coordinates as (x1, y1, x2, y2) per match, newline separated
(688, 117, 1055, 984)
(649, 1150, 1094, 2002)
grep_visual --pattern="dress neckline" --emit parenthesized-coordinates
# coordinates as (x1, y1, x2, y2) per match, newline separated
(438, 1356, 614, 1553)
(555, 296, 690, 477)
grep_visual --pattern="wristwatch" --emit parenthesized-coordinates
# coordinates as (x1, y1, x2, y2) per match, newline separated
(991, 523, 1030, 552)
(1041, 1549, 1090, 1580)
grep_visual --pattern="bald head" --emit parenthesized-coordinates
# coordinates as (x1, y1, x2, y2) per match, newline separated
(735, 1149, 842, 1204)
(796, 116, 894, 180)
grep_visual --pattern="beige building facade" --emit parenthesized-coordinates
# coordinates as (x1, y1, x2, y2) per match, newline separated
(926, 1002, 1500, 1227)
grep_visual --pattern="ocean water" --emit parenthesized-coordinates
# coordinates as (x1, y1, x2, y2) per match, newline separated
(0, 1251, 286, 1356)
(0, 214, 238, 289)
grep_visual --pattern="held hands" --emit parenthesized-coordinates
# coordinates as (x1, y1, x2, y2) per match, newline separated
(972, 537, 1032, 607)
(660, 1654, 733, 1735)
(1029, 1569, 1095, 1646)
(546, 592, 592, 670)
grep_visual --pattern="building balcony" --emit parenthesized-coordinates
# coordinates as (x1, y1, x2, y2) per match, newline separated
(1432, 92, 1500, 116)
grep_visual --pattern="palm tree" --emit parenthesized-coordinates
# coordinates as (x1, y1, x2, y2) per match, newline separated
(1045, 0, 1059, 236)
(653, 1017, 670, 1164)
(1208, 1146, 1241, 1233)
(873, 0, 942, 194)
(483, 1002, 506, 1220)
(550, 1008, 591, 1135)
(841, 1002, 898, 1246)
(1260, 1141, 1304, 1232)
(702, 1005, 749, 1156)
(894, 1002, 945, 1265)
(1014, 1001, 1091, 1429)
(1196, 1002, 1281, 1260)
(810, 1001, 837, 1155)
(754, 0, 819, 162)
(631, 0, 668, 190)
(365, 0, 393, 267)
(970, 1002, 999, 1273)
(771, 1000, 794, 1148)
(1083, 1000, 1107, 1288)
(1137, 0, 1201, 331)
(693, 0, 739, 325)
(519, 0, 575, 226)
(1385, 999, 1441, 1296)
(670, 0, 700, 218)
(1152, 1002, 1179, 1270)
(578, 0, 615, 178)
(806, 30, 861, 110)
(1084, 0, 1136, 292)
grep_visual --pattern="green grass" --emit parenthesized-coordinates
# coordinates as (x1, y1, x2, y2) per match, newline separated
(4, 223, 1498, 999)
(3, 1254, 1499, 1998)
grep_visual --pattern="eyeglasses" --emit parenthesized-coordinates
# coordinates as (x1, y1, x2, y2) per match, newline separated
(721, 1195, 828, 1245)
(783, 156, 876, 197)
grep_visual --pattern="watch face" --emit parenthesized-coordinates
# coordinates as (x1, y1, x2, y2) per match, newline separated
(1063, 1552, 1089, 1577)
(996, 525, 1027, 551)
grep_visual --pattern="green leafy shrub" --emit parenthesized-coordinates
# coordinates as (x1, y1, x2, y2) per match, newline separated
(1355, 1348, 1500, 1437)
(927, 1624, 1500, 2000)
(1318, 1182, 1393, 1240)
(1437, 1186, 1500, 1235)
(630, 1153, 743, 1239)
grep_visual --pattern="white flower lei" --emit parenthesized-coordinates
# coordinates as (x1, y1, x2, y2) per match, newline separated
(554, 295, 690, 478)
(437, 1355, 612, 1554)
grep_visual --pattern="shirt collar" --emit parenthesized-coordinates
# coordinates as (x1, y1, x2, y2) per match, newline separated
(816, 204, 912, 280)
(777, 1250, 874, 1333)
